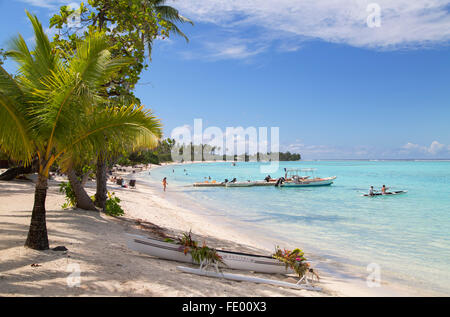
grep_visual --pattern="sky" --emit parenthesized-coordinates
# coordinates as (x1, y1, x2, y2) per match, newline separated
(1, 0, 450, 159)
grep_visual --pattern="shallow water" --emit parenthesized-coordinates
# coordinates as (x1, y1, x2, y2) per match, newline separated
(141, 161, 450, 295)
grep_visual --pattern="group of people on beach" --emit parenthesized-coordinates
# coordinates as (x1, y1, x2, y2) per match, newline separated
(368, 185, 388, 196)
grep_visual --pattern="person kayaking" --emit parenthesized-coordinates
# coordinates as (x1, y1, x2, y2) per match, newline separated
(369, 186, 375, 196)
(264, 175, 272, 182)
(381, 185, 387, 195)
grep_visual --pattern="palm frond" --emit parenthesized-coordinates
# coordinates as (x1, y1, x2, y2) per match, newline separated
(156, 5, 194, 25)
(55, 104, 162, 162)
(7, 11, 57, 87)
(0, 66, 34, 163)
(165, 21, 190, 42)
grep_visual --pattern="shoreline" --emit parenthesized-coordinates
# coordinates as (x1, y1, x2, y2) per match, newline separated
(0, 162, 437, 296)
(133, 161, 442, 297)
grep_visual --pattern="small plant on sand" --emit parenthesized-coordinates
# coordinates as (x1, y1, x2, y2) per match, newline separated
(104, 192, 124, 217)
(59, 182, 76, 209)
(273, 246, 319, 281)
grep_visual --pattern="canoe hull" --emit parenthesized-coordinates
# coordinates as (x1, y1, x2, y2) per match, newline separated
(126, 234, 291, 274)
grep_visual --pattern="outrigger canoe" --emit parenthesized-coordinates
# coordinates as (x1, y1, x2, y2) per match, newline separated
(363, 190, 408, 197)
(126, 233, 292, 274)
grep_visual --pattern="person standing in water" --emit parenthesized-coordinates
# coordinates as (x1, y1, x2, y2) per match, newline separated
(162, 177, 167, 192)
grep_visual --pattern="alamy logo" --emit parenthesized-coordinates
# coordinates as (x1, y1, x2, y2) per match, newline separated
(66, 263, 81, 288)
(367, 3, 382, 28)
(67, 6, 82, 29)
(366, 263, 381, 287)
(170, 119, 280, 173)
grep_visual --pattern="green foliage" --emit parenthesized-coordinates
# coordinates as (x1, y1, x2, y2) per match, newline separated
(128, 150, 160, 164)
(50, 0, 191, 100)
(178, 230, 198, 254)
(0, 48, 6, 65)
(59, 181, 76, 209)
(114, 138, 175, 166)
(104, 191, 124, 217)
(177, 231, 224, 267)
(190, 244, 224, 267)
(277, 152, 302, 161)
(272, 246, 313, 278)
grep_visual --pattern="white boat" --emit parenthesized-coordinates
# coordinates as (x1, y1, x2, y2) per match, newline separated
(126, 234, 292, 274)
(279, 169, 336, 187)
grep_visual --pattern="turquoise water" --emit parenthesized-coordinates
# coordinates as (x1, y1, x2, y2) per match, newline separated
(142, 161, 450, 295)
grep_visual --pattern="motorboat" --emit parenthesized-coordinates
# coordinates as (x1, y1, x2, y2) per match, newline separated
(279, 168, 336, 187)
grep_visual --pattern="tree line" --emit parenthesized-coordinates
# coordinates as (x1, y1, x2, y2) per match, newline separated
(115, 139, 301, 165)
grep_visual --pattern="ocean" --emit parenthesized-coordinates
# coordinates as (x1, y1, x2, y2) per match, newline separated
(137, 160, 450, 295)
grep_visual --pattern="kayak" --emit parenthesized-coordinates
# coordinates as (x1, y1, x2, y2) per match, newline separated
(363, 190, 408, 197)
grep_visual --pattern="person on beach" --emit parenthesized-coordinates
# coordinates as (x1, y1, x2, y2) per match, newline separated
(369, 186, 374, 196)
(162, 177, 167, 192)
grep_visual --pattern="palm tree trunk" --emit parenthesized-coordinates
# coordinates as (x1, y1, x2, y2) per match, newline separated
(67, 168, 97, 211)
(25, 173, 49, 250)
(95, 154, 107, 210)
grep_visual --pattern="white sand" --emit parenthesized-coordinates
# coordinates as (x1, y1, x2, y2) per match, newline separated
(0, 165, 417, 297)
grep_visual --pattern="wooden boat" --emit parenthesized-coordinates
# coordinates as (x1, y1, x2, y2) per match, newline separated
(126, 234, 292, 274)
(280, 169, 336, 187)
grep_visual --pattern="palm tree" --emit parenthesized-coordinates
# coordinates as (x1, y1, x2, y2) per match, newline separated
(0, 12, 162, 250)
(145, 0, 193, 59)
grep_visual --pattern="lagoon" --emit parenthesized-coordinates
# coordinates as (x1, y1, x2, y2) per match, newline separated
(141, 160, 450, 295)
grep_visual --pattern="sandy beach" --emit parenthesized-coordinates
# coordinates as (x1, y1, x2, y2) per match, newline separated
(0, 164, 414, 297)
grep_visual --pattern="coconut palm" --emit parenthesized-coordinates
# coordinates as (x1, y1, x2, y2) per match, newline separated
(0, 12, 162, 250)
(145, 0, 193, 58)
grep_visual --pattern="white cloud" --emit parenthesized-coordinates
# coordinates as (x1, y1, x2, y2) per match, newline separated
(401, 140, 450, 156)
(170, 0, 450, 59)
(282, 140, 450, 159)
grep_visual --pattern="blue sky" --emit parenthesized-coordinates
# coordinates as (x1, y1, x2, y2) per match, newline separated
(1, 0, 450, 159)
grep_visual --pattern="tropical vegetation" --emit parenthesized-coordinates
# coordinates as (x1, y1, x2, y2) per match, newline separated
(49, 0, 192, 210)
(0, 12, 162, 249)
